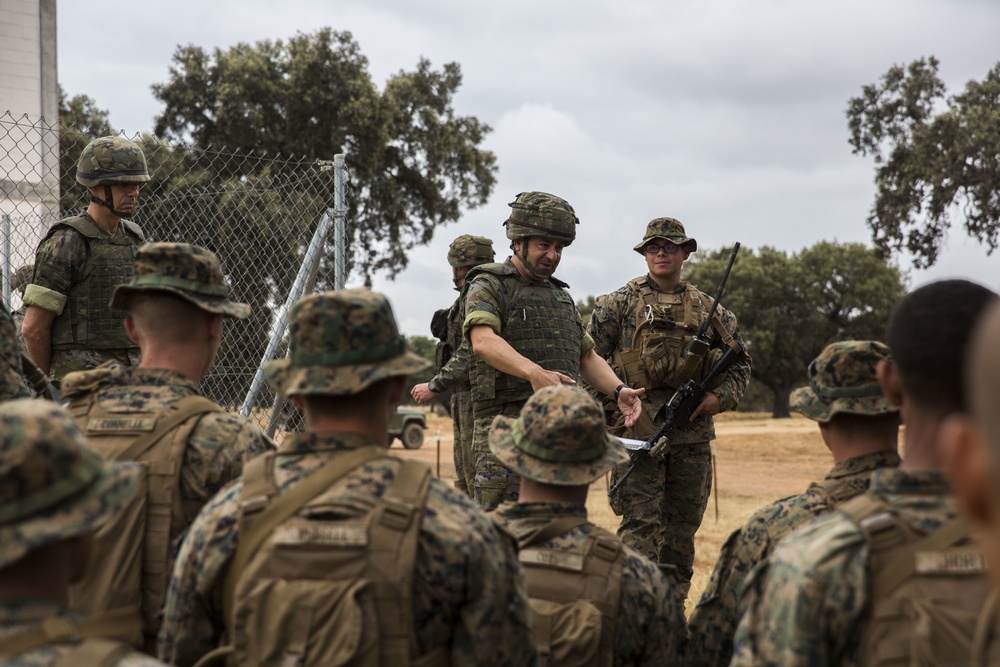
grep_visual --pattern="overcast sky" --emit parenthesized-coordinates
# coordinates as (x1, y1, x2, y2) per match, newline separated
(57, 0, 1000, 336)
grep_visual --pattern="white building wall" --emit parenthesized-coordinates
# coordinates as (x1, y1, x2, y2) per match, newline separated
(0, 0, 59, 308)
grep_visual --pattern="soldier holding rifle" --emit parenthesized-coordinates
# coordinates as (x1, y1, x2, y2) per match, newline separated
(588, 218, 751, 597)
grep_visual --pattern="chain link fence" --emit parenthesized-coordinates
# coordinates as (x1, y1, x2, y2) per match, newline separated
(0, 110, 347, 433)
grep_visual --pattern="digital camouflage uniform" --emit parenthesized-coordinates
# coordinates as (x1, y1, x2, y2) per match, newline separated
(730, 468, 967, 667)
(159, 289, 536, 666)
(10, 264, 33, 352)
(0, 304, 30, 401)
(687, 340, 900, 667)
(588, 218, 750, 587)
(465, 191, 591, 510)
(428, 235, 494, 495)
(59, 243, 272, 646)
(490, 385, 687, 666)
(0, 399, 167, 667)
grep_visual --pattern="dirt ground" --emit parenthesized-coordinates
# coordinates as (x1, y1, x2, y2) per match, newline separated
(392, 409, 832, 614)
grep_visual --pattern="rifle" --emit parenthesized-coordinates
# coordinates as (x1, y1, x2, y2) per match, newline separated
(20, 352, 62, 402)
(609, 242, 742, 497)
(609, 346, 740, 496)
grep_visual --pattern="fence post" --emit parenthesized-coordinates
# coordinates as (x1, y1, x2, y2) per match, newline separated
(2, 214, 10, 310)
(334, 154, 347, 290)
(240, 210, 335, 418)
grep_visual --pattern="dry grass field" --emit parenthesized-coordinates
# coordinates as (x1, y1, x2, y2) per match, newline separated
(394, 408, 832, 615)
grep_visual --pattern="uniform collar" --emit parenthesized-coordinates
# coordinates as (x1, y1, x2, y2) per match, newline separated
(826, 450, 901, 480)
(869, 467, 951, 496)
(278, 430, 382, 455)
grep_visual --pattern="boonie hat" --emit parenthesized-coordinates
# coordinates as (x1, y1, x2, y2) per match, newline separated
(0, 399, 140, 569)
(265, 288, 431, 397)
(489, 385, 629, 485)
(790, 340, 897, 422)
(110, 242, 250, 319)
(633, 217, 698, 254)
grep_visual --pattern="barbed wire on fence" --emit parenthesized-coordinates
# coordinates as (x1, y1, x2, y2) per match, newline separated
(0, 110, 348, 432)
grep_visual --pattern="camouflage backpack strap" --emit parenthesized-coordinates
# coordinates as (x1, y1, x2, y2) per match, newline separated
(222, 445, 391, 628)
(973, 590, 999, 667)
(45, 215, 101, 241)
(838, 492, 920, 560)
(367, 459, 436, 665)
(0, 608, 141, 660)
(867, 517, 976, 600)
(110, 395, 222, 462)
(694, 290, 743, 354)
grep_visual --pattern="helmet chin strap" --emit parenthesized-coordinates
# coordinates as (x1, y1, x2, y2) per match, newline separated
(90, 184, 129, 218)
(516, 240, 549, 280)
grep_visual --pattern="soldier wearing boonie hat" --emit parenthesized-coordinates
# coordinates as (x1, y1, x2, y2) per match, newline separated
(688, 340, 900, 667)
(490, 385, 686, 665)
(22, 136, 152, 380)
(587, 215, 751, 597)
(411, 234, 496, 497)
(59, 243, 272, 650)
(0, 399, 168, 666)
(159, 288, 537, 667)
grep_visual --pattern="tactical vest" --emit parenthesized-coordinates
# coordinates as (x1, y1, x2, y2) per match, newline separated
(46, 215, 144, 350)
(614, 278, 732, 394)
(0, 608, 142, 667)
(65, 391, 221, 645)
(467, 263, 582, 410)
(507, 516, 623, 667)
(839, 493, 989, 666)
(208, 447, 447, 667)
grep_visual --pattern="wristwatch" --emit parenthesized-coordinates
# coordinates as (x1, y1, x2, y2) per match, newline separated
(613, 383, 629, 402)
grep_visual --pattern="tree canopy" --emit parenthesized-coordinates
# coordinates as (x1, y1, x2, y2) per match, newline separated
(152, 28, 497, 281)
(683, 242, 907, 417)
(847, 57, 1000, 267)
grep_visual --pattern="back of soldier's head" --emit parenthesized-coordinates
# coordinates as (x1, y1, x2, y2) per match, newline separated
(887, 279, 997, 413)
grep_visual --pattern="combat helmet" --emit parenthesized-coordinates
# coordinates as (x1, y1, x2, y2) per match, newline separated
(76, 136, 150, 218)
(448, 235, 495, 268)
(504, 192, 578, 246)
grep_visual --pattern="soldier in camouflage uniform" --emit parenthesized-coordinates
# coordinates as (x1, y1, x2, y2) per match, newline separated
(686, 340, 900, 667)
(59, 243, 273, 650)
(731, 280, 996, 667)
(465, 191, 644, 510)
(411, 234, 495, 495)
(22, 136, 149, 380)
(945, 303, 1000, 665)
(0, 399, 168, 666)
(0, 304, 31, 402)
(158, 288, 537, 666)
(587, 217, 750, 593)
(492, 385, 687, 666)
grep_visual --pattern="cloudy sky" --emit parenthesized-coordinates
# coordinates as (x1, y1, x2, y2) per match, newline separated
(58, 0, 1000, 335)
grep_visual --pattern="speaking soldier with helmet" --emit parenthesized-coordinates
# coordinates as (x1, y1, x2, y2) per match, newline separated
(411, 234, 495, 496)
(464, 191, 644, 510)
(22, 136, 149, 380)
(587, 217, 751, 598)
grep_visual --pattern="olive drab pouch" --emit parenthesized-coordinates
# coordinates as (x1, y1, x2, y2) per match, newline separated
(213, 448, 445, 667)
(66, 394, 221, 646)
(430, 308, 452, 368)
(509, 516, 623, 667)
(840, 493, 990, 667)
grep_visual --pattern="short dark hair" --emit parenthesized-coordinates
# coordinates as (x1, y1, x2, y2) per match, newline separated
(887, 279, 997, 413)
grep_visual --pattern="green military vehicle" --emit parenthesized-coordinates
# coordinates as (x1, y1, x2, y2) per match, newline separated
(389, 406, 426, 449)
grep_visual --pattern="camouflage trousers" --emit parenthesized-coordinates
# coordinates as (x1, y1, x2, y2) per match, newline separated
(452, 390, 475, 497)
(50, 347, 140, 381)
(471, 401, 522, 511)
(609, 439, 712, 592)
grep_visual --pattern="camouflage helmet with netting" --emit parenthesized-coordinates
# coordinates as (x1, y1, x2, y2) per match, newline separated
(504, 191, 579, 245)
(75, 136, 150, 188)
(447, 235, 495, 268)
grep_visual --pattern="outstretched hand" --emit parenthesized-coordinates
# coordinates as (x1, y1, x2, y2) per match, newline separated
(618, 386, 646, 427)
